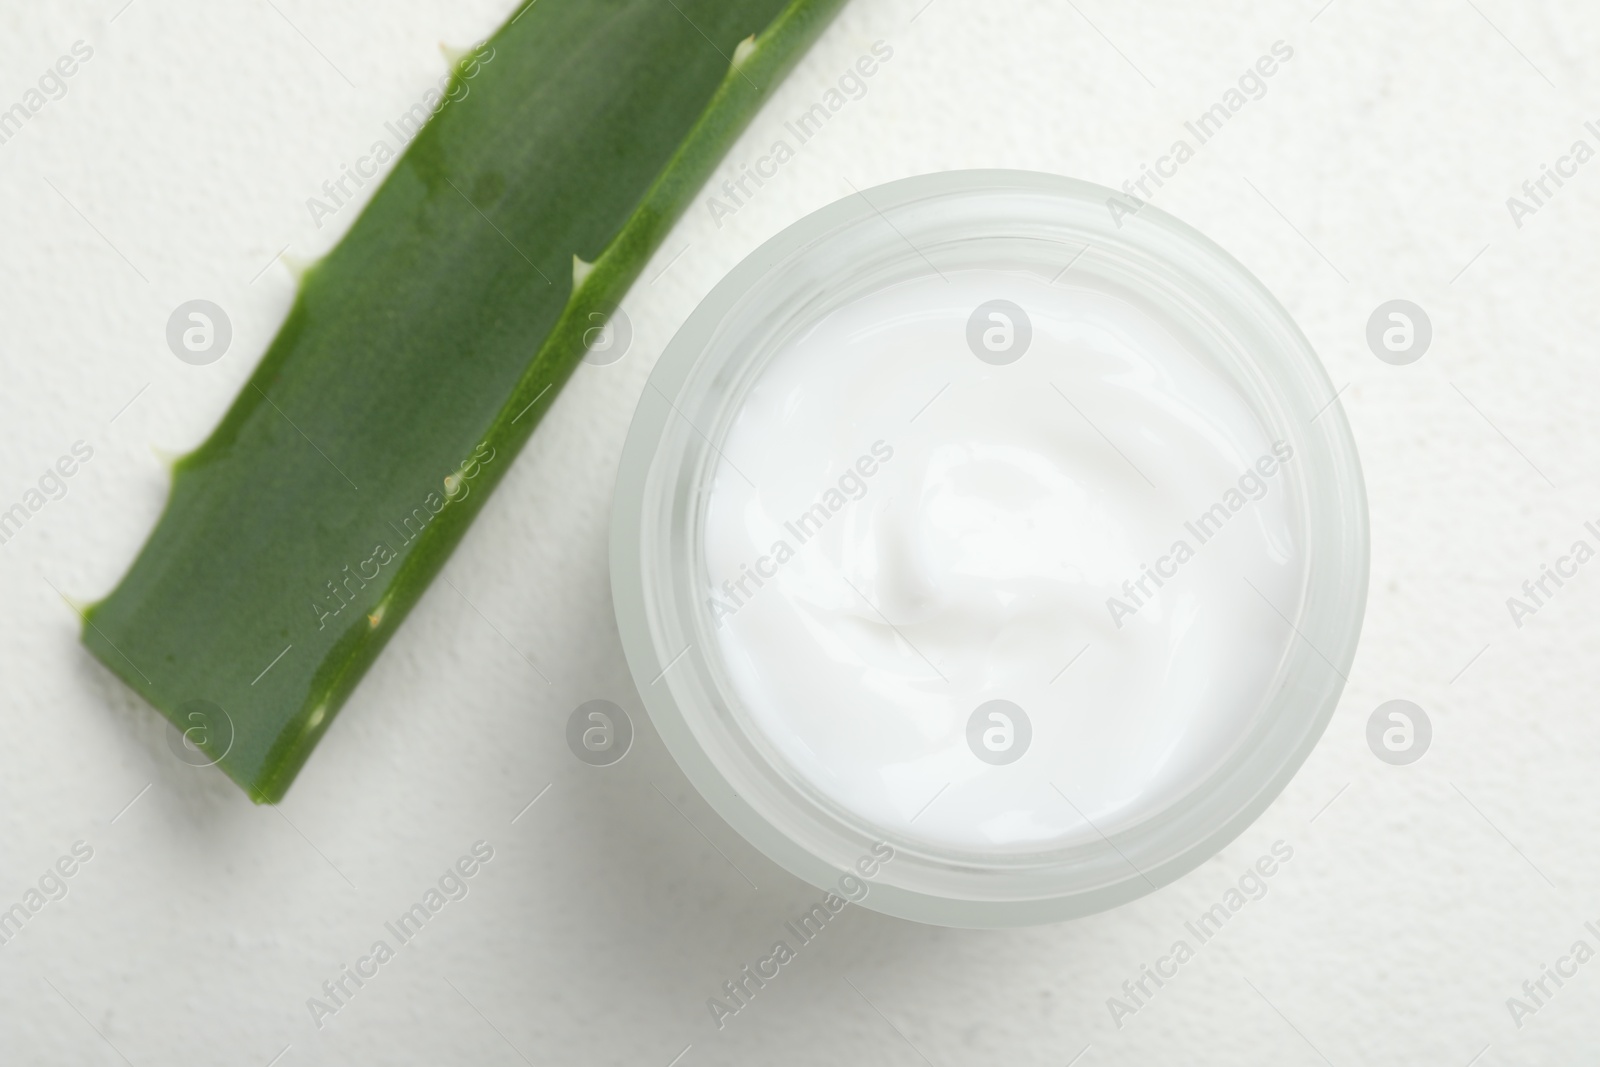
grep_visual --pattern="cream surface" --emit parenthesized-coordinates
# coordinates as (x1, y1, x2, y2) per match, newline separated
(702, 269, 1304, 852)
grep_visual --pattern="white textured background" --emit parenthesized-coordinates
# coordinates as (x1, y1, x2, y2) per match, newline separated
(2, 0, 1597, 1063)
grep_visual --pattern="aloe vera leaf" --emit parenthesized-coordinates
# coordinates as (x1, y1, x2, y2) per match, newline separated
(81, 0, 849, 803)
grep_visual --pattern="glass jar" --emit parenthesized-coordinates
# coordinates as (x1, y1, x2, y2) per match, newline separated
(611, 170, 1367, 927)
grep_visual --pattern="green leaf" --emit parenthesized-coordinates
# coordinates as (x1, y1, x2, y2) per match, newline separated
(82, 0, 849, 802)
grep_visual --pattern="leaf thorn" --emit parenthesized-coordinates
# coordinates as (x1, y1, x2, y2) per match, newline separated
(572, 254, 595, 289)
(281, 253, 319, 284)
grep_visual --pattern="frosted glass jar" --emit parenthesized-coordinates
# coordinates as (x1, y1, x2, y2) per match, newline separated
(611, 171, 1366, 927)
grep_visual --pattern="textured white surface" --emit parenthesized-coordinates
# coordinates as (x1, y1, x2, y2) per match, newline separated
(2, 0, 1598, 1063)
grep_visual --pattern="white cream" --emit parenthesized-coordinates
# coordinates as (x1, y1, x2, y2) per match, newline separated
(702, 268, 1304, 852)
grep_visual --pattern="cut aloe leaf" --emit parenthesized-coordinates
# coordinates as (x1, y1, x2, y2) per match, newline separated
(82, 0, 848, 802)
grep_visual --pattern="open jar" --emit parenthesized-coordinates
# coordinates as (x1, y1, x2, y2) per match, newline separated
(611, 170, 1366, 927)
